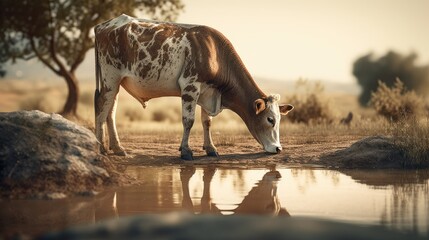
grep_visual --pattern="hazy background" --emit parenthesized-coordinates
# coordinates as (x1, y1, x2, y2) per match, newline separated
(4, 0, 429, 85)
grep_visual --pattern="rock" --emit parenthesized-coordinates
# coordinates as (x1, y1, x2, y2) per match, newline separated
(0, 110, 123, 199)
(320, 136, 407, 168)
(38, 214, 425, 240)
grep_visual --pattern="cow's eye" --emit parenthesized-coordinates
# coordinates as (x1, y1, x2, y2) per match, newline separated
(267, 117, 275, 127)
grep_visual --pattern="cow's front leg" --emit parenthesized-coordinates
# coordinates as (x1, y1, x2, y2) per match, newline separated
(201, 166, 216, 213)
(179, 91, 199, 160)
(201, 109, 219, 157)
(180, 165, 196, 211)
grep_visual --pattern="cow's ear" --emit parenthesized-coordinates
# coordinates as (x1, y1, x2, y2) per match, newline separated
(279, 104, 294, 115)
(254, 99, 266, 115)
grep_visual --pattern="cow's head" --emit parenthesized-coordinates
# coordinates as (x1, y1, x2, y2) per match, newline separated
(252, 94, 293, 153)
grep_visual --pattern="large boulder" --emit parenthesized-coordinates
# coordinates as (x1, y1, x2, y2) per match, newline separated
(0, 110, 123, 199)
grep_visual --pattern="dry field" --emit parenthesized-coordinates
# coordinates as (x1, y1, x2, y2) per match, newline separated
(109, 123, 379, 169)
(1, 79, 426, 168)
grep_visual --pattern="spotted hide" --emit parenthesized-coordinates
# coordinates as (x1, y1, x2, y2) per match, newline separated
(94, 14, 293, 160)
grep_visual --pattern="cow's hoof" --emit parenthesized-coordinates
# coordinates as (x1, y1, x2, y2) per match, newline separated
(181, 153, 194, 161)
(207, 151, 219, 157)
(203, 146, 218, 157)
(99, 146, 108, 155)
(111, 146, 127, 156)
(114, 150, 127, 156)
(180, 146, 194, 160)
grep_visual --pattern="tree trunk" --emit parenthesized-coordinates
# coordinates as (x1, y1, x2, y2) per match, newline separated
(60, 70, 79, 117)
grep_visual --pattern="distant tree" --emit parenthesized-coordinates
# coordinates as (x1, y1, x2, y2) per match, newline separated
(0, 0, 184, 117)
(352, 51, 429, 106)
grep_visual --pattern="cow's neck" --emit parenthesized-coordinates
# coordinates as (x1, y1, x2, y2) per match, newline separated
(220, 65, 266, 124)
(203, 31, 267, 124)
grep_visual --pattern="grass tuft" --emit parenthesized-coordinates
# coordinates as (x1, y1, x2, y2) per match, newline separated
(390, 118, 429, 168)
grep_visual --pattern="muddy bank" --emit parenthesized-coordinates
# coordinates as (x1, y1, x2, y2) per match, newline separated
(110, 132, 418, 169)
(0, 111, 130, 199)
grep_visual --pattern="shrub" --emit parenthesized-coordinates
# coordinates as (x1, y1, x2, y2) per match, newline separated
(151, 107, 181, 123)
(122, 107, 147, 122)
(371, 79, 426, 122)
(284, 80, 333, 124)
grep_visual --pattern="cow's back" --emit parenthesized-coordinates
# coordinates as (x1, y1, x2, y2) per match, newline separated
(95, 15, 203, 99)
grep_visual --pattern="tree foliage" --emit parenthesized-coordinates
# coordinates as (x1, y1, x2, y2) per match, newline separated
(353, 51, 429, 106)
(0, 0, 184, 116)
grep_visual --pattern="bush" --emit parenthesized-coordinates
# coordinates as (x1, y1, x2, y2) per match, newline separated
(371, 79, 426, 122)
(353, 51, 429, 106)
(284, 80, 333, 124)
(151, 108, 181, 122)
(122, 107, 148, 122)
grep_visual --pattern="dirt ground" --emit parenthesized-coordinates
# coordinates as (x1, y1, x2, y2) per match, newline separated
(108, 128, 365, 169)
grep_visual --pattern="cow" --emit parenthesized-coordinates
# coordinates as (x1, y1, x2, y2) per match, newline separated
(94, 14, 294, 160)
(180, 166, 290, 216)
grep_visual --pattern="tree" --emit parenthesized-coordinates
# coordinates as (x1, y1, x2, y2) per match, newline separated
(352, 51, 429, 106)
(0, 0, 184, 116)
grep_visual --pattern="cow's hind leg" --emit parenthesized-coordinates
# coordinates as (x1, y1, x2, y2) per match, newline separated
(179, 83, 201, 160)
(201, 109, 219, 157)
(107, 93, 126, 156)
(94, 88, 107, 154)
(95, 85, 120, 155)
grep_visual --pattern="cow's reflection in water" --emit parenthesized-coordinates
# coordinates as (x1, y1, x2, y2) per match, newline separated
(180, 166, 289, 216)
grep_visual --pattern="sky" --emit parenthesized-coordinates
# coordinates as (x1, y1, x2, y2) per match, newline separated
(177, 0, 429, 83)
(4, 0, 429, 84)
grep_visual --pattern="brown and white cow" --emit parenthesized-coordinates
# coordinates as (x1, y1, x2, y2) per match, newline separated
(180, 166, 290, 216)
(94, 14, 293, 160)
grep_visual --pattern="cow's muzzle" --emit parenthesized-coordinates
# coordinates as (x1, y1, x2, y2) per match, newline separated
(264, 145, 282, 154)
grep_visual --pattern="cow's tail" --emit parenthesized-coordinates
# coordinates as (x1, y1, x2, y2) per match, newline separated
(94, 32, 102, 118)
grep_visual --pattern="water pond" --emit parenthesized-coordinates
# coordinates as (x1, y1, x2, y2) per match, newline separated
(1, 166, 428, 237)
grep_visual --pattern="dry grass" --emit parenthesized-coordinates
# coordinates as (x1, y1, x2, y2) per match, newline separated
(0, 80, 243, 127)
(367, 79, 429, 167)
(0, 78, 384, 135)
(390, 118, 429, 167)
